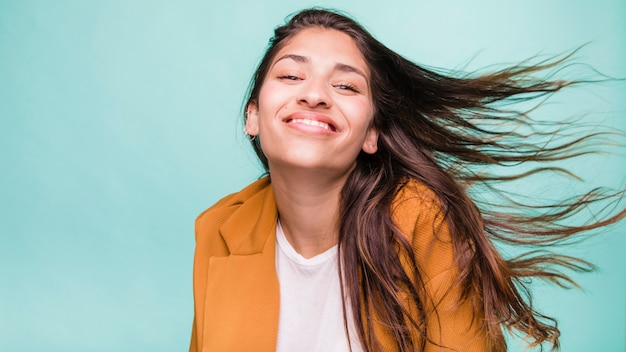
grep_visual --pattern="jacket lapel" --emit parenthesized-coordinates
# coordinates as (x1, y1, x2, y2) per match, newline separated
(202, 182, 280, 351)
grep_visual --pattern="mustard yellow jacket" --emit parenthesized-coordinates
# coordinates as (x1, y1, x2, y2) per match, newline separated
(190, 176, 487, 351)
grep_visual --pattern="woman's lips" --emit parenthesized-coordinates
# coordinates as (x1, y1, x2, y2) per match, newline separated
(284, 112, 338, 133)
(286, 118, 336, 132)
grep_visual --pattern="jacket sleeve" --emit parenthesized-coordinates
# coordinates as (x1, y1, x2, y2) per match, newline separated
(421, 266, 488, 352)
(393, 182, 488, 352)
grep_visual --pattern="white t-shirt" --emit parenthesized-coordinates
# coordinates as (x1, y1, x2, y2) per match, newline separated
(275, 221, 363, 352)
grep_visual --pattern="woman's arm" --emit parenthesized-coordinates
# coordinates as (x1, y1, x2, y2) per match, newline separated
(393, 181, 489, 351)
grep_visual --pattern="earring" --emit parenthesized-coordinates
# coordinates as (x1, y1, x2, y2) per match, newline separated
(244, 127, 256, 141)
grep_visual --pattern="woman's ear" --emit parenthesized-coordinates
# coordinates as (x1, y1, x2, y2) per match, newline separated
(245, 102, 260, 136)
(361, 126, 379, 154)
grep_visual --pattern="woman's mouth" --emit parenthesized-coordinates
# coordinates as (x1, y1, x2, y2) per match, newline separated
(286, 118, 337, 132)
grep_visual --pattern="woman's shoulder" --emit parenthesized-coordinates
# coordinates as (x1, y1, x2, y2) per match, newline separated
(392, 178, 454, 278)
(195, 176, 272, 235)
(392, 178, 444, 224)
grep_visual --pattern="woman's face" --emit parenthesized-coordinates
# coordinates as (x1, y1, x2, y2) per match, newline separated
(246, 27, 378, 177)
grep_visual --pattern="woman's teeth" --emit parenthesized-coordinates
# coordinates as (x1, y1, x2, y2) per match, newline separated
(290, 118, 331, 131)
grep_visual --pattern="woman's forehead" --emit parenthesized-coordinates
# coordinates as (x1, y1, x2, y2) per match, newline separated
(270, 27, 369, 75)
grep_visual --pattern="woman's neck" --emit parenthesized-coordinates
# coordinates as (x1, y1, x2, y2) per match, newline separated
(270, 168, 348, 259)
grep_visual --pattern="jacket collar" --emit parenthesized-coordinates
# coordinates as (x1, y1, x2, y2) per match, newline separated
(219, 176, 277, 255)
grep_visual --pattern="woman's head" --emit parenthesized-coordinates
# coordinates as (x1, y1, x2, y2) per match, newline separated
(244, 26, 378, 177)
(244, 8, 417, 172)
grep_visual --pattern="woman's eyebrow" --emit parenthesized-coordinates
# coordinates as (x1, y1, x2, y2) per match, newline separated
(274, 54, 308, 65)
(334, 63, 367, 80)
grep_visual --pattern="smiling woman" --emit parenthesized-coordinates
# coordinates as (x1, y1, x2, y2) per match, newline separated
(189, 8, 626, 352)
(245, 27, 378, 189)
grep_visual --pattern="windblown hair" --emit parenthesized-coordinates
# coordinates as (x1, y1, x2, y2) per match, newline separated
(243, 8, 625, 352)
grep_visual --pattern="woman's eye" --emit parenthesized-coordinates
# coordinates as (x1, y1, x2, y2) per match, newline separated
(279, 75, 301, 81)
(335, 83, 359, 93)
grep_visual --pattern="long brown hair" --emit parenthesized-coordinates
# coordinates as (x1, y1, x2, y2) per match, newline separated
(243, 8, 625, 351)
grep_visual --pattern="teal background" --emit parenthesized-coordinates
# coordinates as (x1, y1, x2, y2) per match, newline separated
(1, 0, 624, 351)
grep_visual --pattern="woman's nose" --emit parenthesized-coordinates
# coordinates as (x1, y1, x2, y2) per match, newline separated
(298, 78, 332, 108)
